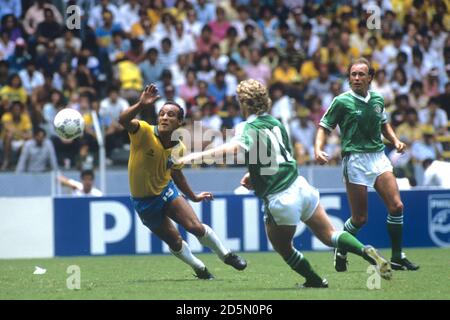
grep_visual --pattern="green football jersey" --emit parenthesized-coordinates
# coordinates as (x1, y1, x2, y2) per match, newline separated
(233, 114, 298, 198)
(319, 90, 387, 155)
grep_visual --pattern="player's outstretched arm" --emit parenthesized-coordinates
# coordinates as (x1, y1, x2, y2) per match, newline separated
(179, 141, 241, 165)
(314, 126, 330, 165)
(381, 123, 405, 153)
(171, 169, 214, 202)
(119, 84, 160, 133)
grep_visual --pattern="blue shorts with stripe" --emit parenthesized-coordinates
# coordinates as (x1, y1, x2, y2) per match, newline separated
(131, 180, 180, 229)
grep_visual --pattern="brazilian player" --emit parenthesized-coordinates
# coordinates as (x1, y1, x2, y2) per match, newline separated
(179, 79, 392, 288)
(315, 58, 419, 272)
(119, 84, 247, 279)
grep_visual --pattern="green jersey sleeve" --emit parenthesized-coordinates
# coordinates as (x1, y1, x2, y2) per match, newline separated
(320, 97, 341, 131)
(231, 121, 253, 151)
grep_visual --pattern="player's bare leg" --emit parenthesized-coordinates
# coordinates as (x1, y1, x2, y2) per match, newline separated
(150, 215, 213, 279)
(166, 197, 247, 270)
(375, 171, 419, 270)
(265, 221, 328, 288)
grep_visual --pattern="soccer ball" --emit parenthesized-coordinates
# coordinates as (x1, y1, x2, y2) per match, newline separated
(54, 108, 85, 140)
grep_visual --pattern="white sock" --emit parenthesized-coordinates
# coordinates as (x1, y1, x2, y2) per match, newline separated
(170, 240, 205, 271)
(197, 224, 230, 260)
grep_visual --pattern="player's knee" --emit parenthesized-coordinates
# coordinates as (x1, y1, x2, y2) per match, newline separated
(168, 236, 183, 252)
(186, 220, 204, 237)
(390, 201, 404, 215)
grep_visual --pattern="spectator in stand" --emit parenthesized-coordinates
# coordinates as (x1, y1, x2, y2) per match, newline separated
(196, 25, 219, 57)
(194, 0, 216, 25)
(290, 107, 316, 165)
(23, 0, 63, 37)
(7, 38, 31, 74)
(371, 69, 395, 108)
(155, 84, 186, 115)
(1, 101, 32, 170)
(195, 53, 215, 83)
(171, 20, 196, 64)
(209, 6, 231, 42)
(179, 69, 199, 104)
(139, 48, 163, 86)
(158, 37, 178, 71)
(208, 70, 228, 111)
(243, 48, 271, 86)
(1, 14, 23, 42)
(411, 126, 443, 162)
(36, 40, 64, 75)
(88, 0, 119, 31)
(35, 7, 63, 49)
(408, 81, 429, 111)
(418, 97, 448, 135)
(58, 169, 103, 197)
(396, 108, 424, 145)
(183, 7, 203, 38)
(0, 74, 27, 111)
(16, 127, 58, 173)
(389, 95, 411, 129)
(0, 29, 15, 61)
(18, 59, 44, 96)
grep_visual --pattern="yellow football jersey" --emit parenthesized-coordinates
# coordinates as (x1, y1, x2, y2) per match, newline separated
(128, 121, 185, 198)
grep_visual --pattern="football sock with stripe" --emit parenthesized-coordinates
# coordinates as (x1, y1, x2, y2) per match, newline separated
(331, 231, 365, 256)
(338, 218, 362, 255)
(387, 214, 403, 260)
(285, 249, 323, 283)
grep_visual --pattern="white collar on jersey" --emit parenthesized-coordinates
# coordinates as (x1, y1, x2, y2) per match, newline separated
(348, 90, 371, 103)
(246, 113, 268, 123)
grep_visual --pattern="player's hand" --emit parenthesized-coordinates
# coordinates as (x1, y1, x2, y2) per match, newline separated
(240, 172, 253, 190)
(394, 140, 406, 153)
(315, 150, 329, 165)
(139, 84, 160, 106)
(192, 192, 214, 202)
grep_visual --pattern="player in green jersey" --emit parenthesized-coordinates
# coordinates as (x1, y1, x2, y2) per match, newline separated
(179, 79, 392, 288)
(315, 58, 419, 272)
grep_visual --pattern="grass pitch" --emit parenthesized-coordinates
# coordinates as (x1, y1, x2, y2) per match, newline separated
(0, 248, 448, 300)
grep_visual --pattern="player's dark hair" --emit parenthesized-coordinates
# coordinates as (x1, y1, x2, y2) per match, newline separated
(162, 100, 184, 121)
(81, 169, 94, 179)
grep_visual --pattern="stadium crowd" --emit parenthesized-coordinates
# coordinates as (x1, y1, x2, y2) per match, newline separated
(0, 0, 449, 186)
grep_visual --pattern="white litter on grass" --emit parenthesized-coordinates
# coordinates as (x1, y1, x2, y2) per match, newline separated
(33, 266, 47, 275)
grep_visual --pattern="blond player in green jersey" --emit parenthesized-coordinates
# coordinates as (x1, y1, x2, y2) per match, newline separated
(180, 79, 392, 288)
(315, 58, 419, 272)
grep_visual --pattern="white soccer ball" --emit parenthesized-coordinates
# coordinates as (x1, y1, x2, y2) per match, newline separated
(53, 108, 85, 140)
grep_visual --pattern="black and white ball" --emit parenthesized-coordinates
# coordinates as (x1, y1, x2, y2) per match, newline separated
(54, 108, 85, 140)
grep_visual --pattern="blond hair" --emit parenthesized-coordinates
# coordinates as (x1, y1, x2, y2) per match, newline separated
(236, 79, 271, 115)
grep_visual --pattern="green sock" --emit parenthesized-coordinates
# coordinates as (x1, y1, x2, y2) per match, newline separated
(387, 214, 403, 260)
(285, 250, 322, 283)
(332, 231, 364, 256)
(338, 219, 361, 255)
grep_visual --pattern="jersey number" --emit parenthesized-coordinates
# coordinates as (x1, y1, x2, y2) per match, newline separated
(264, 127, 294, 164)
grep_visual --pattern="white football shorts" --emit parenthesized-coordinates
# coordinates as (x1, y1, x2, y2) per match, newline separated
(342, 151, 393, 187)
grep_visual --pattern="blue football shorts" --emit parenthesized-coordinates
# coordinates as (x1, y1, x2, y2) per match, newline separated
(131, 180, 180, 229)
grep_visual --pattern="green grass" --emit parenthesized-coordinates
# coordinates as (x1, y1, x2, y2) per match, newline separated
(0, 248, 449, 300)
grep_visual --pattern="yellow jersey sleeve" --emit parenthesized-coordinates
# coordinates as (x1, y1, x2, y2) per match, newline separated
(171, 140, 186, 170)
(129, 120, 151, 148)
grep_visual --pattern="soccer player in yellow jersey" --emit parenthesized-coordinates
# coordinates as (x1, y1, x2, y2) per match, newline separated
(119, 84, 247, 279)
